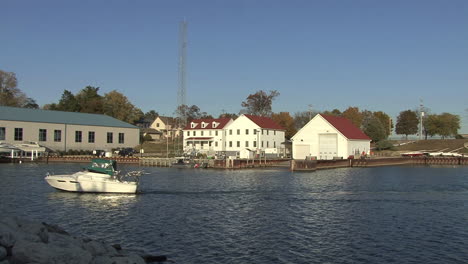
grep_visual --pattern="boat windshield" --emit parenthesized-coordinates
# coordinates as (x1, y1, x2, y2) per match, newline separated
(87, 159, 117, 176)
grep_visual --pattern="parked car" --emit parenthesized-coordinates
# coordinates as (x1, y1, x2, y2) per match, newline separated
(93, 149, 106, 157)
(118, 148, 135, 157)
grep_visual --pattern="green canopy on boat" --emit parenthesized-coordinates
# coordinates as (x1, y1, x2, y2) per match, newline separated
(87, 159, 117, 176)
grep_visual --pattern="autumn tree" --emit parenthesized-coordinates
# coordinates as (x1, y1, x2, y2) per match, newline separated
(103, 90, 143, 124)
(322, 109, 342, 116)
(342, 107, 363, 128)
(271, 112, 297, 139)
(395, 110, 418, 139)
(241, 90, 279, 116)
(0, 70, 38, 108)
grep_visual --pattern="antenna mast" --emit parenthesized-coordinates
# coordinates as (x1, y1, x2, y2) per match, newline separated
(177, 20, 187, 127)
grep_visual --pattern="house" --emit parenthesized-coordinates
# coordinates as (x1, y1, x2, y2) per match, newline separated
(291, 114, 371, 160)
(223, 114, 285, 159)
(141, 128, 163, 141)
(150, 116, 182, 139)
(0, 106, 140, 153)
(182, 118, 233, 157)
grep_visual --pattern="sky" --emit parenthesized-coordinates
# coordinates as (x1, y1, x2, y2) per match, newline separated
(2, 0, 468, 133)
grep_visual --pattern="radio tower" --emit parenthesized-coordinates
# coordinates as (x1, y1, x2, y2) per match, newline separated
(177, 20, 188, 127)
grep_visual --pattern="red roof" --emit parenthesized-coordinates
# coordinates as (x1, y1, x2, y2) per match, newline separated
(184, 118, 232, 130)
(320, 114, 371, 140)
(244, 114, 285, 130)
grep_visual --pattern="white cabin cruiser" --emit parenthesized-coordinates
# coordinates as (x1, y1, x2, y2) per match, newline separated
(45, 159, 142, 193)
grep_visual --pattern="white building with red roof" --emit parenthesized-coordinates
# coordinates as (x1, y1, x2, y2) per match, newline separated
(224, 114, 285, 159)
(291, 114, 371, 160)
(183, 118, 233, 156)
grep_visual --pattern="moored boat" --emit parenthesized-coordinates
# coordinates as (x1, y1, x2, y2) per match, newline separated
(45, 159, 142, 193)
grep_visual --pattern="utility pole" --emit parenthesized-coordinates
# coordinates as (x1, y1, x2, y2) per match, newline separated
(419, 99, 424, 140)
(308, 104, 313, 120)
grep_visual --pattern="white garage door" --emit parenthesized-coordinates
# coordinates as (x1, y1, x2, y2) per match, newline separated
(319, 134, 337, 160)
(294, 144, 310, 159)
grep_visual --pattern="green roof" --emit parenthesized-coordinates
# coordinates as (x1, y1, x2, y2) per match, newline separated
(0, 106, 138, 129)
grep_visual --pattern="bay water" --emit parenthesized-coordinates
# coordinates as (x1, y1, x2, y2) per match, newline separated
(1, 163, 467, 263)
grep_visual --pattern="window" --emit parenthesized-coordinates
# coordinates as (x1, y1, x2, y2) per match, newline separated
(88, 131, 95, 143)
(237, 141, 240, 147)
(245, 141, 249, 147)
(229, 129, 232, 135)
(187, 131, 190, 136)
(157, 123, 160, 127)
(75, 131, 82, 143)
(193, 131, 196, 136)
(237, 129, 240, 135)
(201, 131, 204, 136)
(229, 141, 232, 147)
(254, 129, 257, 135)
(14, 128, 23, 141)
(274, 131, 276, 135)
(274, 141, 276, 148)
(209, 131, 212, 136)
(107, 132, 113, 143)
(267, 141, 269, 148)
(215, 131, 218, 136)
(39, 129, 47, 141)
(0, 127, 5, 140)
(261, 130, 264, 135)
(119, 133, 124, 144)
(267, 130, 269, 135)
(246, 129, 249, 135)
(215, 142, 218, 147)
(253, 141, 257, 148)
(54, 130, 61, 142)
(261, 141, 264, 148)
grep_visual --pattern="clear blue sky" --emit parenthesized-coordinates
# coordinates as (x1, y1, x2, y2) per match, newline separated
(2, 0, 468, 133)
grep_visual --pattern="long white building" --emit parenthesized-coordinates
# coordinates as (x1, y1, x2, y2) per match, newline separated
(291, 114, 371, 160)
(183, 114, 285, 159)
(0, 106, 140, 152)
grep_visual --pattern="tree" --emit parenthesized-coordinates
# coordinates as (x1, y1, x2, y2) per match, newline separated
(361, 111, 386, 142)
(424, 114, 441, 138)
(322, 109, 342, 116)
(0, 70, 37, 108)
(218, 113, 238, 119)
(271, 112, 297, 139)
(75, 86, 103, 114)
(56, 90, 80, 112)
(395, 110, 418, 139)
(176, 104, 208, 123)
(342, 107, 363, 128)
(143, 110, 159, 121)
(293, 111, 316, 130)
(373, 111, 392, 138)
(103, 90, 143, 124)
(240, 90, 279, 116)
(437, 113, 460, 139)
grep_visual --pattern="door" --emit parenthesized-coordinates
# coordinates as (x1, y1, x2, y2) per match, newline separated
(319, 134, 337, 160)
(294, 144, 310, 159)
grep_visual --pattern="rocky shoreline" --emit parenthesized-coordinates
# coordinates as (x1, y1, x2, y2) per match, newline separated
(0, 217, 166, 264)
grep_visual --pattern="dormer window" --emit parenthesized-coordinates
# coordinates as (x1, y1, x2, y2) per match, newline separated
(212, 122, 219, 128)
(201, 122, 208, 128)
(191, 122, 198, 128)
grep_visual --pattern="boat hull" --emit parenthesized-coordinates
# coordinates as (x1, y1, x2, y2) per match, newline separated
(45, 172, 138, 194)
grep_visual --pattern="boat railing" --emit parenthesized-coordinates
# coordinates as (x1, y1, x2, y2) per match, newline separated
(115, 170, 144, 183)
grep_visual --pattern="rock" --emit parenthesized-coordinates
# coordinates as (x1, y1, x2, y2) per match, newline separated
(0, 246, 6, 260)
(12, 239, 92, 264)
(0, 223, 15, 248)
(83, 240, 117, 256)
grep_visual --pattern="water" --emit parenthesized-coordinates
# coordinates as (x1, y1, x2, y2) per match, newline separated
(1, 163, 467, 263)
